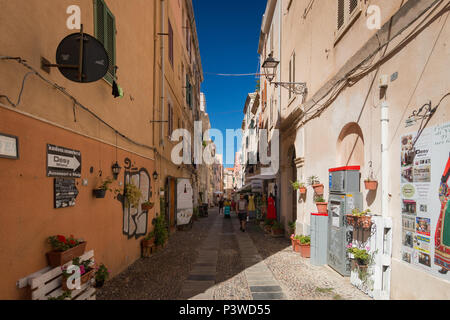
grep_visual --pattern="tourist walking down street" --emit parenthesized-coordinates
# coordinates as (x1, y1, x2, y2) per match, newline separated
(238, 194, 248, 232)
(219, 198, 224, 215)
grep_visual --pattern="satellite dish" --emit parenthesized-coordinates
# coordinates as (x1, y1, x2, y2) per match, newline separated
(46, 25, 110, 83)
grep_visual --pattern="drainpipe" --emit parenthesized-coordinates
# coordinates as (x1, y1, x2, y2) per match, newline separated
(277, 0, 282, 223)
(160, 0, 165, 147)
(381, 100, 389, 217)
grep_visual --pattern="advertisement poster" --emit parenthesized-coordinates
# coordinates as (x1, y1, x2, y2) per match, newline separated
(400, 122, 450, 279)
(177, 179, 193, 226)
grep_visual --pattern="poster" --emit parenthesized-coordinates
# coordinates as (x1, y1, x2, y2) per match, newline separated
(177, 179, 193, 226)
(400, 122, 450, 279)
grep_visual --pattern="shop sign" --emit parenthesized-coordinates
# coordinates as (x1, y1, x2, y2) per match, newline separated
(0, 133, 19, 159)
(47, 144, 81, 178)
(54, 178, 79, 209)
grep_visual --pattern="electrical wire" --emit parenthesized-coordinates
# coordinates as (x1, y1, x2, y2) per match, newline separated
(0, 56, 157, 153)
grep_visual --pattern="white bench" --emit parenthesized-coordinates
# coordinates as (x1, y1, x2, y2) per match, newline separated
(17, 250, 96, 300)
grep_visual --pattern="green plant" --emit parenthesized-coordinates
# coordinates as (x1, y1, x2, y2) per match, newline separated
(95, 263, 110, 283)
(272, 221, 283, 231)
(154, 213, 168, 246)
(351, 208, 371, 217)
(290, 181, 304, 191)
(48, 291, 72, 300)
(347, 247, 370, 265)
(48, 235, 82, 252)
(125, 183, 142, 208)
(144, 231, 155, 241)
(264, 218, 275, 226)
(294, 235, 311, 245)
(307, 175, 320, 186)
(288, 221, 296, 230)
(97, 177, 114, 191)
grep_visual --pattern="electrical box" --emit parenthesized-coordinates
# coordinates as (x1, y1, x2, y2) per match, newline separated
(311, 213, 329, 266)
(329, 166, 361, 194)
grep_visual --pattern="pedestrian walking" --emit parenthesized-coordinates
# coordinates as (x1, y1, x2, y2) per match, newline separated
(219, 198, 224, 215)
(237, 194, 248, 232)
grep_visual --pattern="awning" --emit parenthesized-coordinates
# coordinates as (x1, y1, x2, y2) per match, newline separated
(247, 174, 277, 181)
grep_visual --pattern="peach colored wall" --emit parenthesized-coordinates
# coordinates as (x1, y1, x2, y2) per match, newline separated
(0, 107, 157, 300)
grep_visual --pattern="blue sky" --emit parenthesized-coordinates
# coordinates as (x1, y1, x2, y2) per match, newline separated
(193, 0, 267, 167)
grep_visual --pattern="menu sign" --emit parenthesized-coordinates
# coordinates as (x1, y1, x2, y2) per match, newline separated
(47, 144, 81, 178)
(54, 178, 79, 209)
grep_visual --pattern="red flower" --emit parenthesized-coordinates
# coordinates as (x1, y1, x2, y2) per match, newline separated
(70, 240, 76, 245)
(57, 235, 67, 243)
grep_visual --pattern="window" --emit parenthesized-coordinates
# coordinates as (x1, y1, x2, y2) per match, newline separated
(94, 0, 116, 84)
(186, 75, 192, 109)
(168, 20, 174, 67)
(336, 0, 361, 42)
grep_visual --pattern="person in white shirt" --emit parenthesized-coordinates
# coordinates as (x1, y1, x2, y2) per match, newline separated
(237, 194, 248, 232)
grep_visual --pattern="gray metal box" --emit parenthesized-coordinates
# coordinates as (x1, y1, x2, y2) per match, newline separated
(327, 193, 363, 276)
(311, 213, 329, 266)
(329, 166, 361, 194)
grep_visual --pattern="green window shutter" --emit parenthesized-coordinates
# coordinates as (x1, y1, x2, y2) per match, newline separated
(94, 0, 116, 84)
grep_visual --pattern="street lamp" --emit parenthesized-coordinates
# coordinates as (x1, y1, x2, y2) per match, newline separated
(262, 53, 307, 96)
(153, 170, 159, 181)
(111, 162, 122, 180)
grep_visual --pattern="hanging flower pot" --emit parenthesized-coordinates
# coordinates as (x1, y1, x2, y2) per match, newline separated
(364, 180, 378, 191)
(358, 215, 373, 230)
(141, 202, 155, 211)
(299, 187, 307, 195)
(93, 188, 107, 199)
(346, 215, 357, 227)
(312, 184, 324, 195)
(62, 268, 95, 291)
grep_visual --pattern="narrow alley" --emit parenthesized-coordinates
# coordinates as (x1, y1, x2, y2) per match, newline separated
(97, 208, 370, 301)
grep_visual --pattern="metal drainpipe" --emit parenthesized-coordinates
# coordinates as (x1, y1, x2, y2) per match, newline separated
(160, 0, 165, 147)
(277, 0, 282, 223)
(381, 99, 389, 217)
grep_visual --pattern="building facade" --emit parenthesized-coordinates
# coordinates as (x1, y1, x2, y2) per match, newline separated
(0, 0, 205, 299)
(257, 0, 450, 299)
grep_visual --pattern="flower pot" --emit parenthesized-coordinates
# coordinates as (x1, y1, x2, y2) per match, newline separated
(292, 239, 301, 253)
(93, 189, 107, 198)
(47, 242, 87, 268)
(141, 203, 155, 211)
(299, 187, 307, 195)
(62, 268, 95, 291)
(358, 216, 373, 230)
(352, 259, 369, 272)
(94, 280, 105, 288)
(300, 244, 311, 258)
(364, 180, 378, 191)
(271, 228, 284, 237)
(316, 202, 328, 214)
(264, 225, 272, 234)
(312, 184, 324, 195)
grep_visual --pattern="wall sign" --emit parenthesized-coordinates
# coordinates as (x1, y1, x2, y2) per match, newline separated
(54, 178, 79, 209)
(0, 133, 19, 159)
(47, 144, 82, 178)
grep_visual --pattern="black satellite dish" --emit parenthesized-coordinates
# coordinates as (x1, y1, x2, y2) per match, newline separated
(45, 25, 109, 83)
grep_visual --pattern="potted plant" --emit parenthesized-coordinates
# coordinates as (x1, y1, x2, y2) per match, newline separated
(346, 208, 372, 230)
(141, 200, 155, 211)
(364, 177, 378, 191)
(61, 257, 95, 291)
(142, 231, 155, 248)
(314, 195, 328, 214)
(125, 183, 142, 208)
(298, 235, 311, 258)
(47, 235, 87, 268)
(94, 263, 110, 288)
(292, 180, 307, 195)
(264, 218, 275, 234)
(347, 245, 375, 281)
(291, 235, 301, 252)
(308, 175, 324, 195)
(271, 221, 284, 237)
(154, 213, 169, 250)
(93, 177, 114, 198)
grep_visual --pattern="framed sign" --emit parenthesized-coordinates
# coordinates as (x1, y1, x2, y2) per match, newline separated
(0, 133, 19, 159)
(47, 144, 82, 178)
(54, 178, 79, 209)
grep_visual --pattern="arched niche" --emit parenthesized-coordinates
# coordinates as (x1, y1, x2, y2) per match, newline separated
(337, 122, 365, 168)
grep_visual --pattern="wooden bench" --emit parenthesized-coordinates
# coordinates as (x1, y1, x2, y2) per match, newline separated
(18, 250, 96, 300)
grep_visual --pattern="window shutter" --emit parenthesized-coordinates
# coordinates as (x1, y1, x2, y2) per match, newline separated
(168, 20, 174, 66)
(337, 0, 345, 30)
(94, 0, 116, 84)
(350, 0, 358, 14)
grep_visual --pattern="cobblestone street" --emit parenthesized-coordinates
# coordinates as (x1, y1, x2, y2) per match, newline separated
(97, 208, 371, 300)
